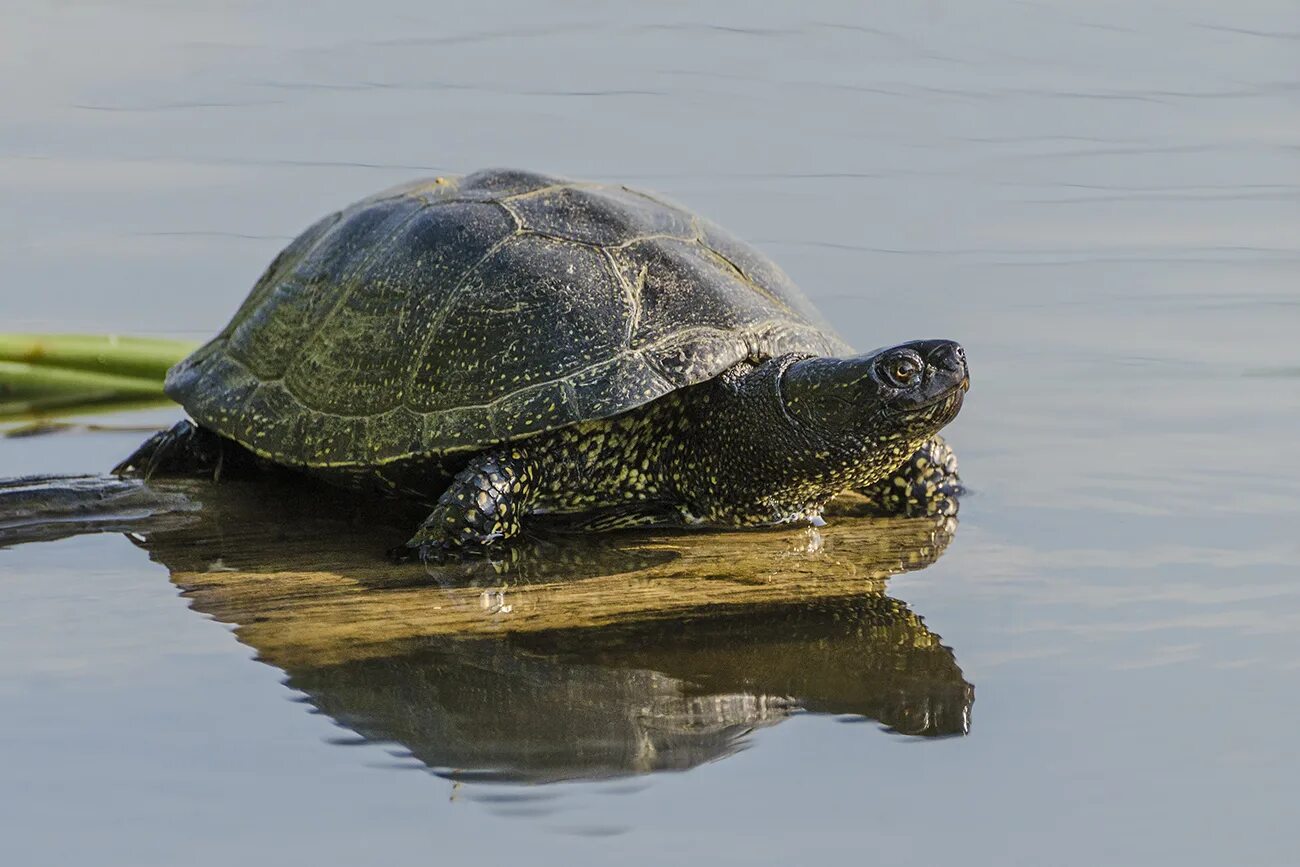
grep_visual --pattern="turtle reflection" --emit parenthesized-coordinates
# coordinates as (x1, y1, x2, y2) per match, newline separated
(127, 478, 972, 784)
(286, 595, 971, 783)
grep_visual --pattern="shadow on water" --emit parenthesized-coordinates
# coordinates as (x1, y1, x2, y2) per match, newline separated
(1, 474, 973, 784)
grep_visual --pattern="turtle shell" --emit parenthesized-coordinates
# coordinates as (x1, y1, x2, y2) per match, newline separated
(167, 168, 852, 467)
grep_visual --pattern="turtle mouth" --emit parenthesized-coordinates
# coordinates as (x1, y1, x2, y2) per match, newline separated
(884, 379, 967, 426)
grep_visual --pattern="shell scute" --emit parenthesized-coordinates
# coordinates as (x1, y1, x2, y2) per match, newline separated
(698, 218, 833, 329)
(282, 200, 516, 417)
(610, 238, 783, 350)
(459, 168, 563, 200)
(224, 197, 424, 383)
(511, 184, 695, 247)
(567, 354, 669, 419)
(405, 234, 630, 414)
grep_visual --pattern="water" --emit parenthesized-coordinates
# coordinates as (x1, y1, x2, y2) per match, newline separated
(2, 1, 1298, 864)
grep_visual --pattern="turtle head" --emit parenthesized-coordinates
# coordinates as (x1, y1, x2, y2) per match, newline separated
(780, 339, 969, 451)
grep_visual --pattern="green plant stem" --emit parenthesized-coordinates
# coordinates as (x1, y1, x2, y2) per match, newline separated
(0, 334, 195, 420)
(0, 333, 195, 382)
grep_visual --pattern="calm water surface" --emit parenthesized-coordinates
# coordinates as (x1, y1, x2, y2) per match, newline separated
(3, 1, 1299, 864)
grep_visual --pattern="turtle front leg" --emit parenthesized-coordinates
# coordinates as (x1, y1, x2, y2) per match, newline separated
(856, 435, 962, 518)
(406, 449, 535, 560)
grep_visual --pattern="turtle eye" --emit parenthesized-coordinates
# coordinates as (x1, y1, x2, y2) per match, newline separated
(887, 357, 920, 387)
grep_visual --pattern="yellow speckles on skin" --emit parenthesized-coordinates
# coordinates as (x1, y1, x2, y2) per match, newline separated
(397, 350, 958, 548)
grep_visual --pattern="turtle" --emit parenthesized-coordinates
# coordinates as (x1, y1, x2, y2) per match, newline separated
(115, 168, 969, 558)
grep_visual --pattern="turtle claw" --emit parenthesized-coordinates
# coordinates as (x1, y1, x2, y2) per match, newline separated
(399, 532, 505, 566)
(112, 428, 169, 478)
(114, 420, 225, 481)
(392, 536, 455, 565)
(415, 540, 456, 566)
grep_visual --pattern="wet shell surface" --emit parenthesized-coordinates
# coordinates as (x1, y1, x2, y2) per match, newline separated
(167, 168, 851, 467)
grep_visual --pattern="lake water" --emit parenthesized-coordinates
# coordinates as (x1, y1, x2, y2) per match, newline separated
(2, 1, 1298, 864)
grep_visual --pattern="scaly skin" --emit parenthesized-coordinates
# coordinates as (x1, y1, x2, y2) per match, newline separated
(407, 351, 965, 558)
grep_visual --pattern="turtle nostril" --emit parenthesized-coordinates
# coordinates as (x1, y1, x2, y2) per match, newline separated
(928, 342, 966, 372)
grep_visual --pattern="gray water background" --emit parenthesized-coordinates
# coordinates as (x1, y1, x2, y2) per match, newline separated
(2, 1, 1298, 864)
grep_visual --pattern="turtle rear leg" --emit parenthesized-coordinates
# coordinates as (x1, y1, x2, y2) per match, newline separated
(857, 435, 962, 518)
(113, 419, 227, 479)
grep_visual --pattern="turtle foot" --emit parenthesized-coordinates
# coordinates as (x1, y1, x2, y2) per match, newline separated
(113, 419, 225, 480)
(402, 524, 506, 565)
(857, 436, 962, 518)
